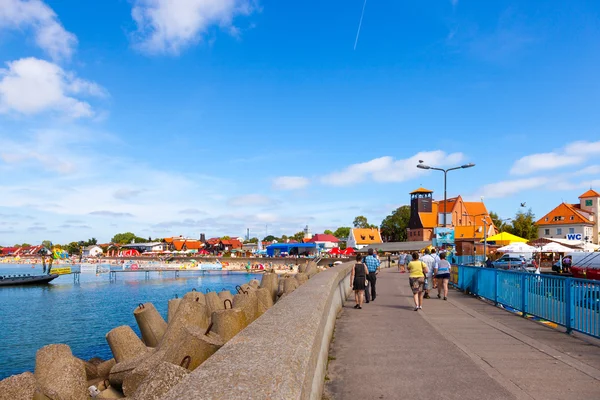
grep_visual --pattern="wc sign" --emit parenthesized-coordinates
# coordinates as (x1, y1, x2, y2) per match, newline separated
(566, 233, 582, 241)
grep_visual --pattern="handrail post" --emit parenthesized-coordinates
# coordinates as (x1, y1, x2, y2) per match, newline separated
(494, 269, 498, 306)
(521, 273, 527, 317)
(565, 278, 574, 334)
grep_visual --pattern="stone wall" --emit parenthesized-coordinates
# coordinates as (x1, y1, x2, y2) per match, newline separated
(161, 262, 354, 400)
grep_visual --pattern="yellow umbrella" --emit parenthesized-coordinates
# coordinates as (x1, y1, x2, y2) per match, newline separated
(482, 232, 528, 246)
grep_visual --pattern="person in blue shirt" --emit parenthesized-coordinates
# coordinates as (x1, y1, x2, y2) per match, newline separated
(363, 248, 381, 302)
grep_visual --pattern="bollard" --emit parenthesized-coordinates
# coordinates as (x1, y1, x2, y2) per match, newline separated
(106, 326, 148, 364)
(0, 371, 36, 400)
(233, 291, 259, 323)
(130, 362, 189, 400)
(255, 287, 274, 316)
(205, 291, 225, 314)
(259, 273, 278, 302)
(34, 344, 88, 400)
(134, 302, 167, 348)
(163, 326, 224, 371)
(211, 307, 248, 342)
(295, 272, 309, 286)
(248, 279, 260, 289)
(167, 298, 181, 323)
(217, 290, 233, 303)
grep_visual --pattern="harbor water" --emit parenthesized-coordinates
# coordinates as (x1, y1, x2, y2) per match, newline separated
(0, 263, 260, 379)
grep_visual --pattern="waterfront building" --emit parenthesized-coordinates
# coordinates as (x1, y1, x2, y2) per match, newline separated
(121, 242, 166, 253)
(535, 189, 600, 245)
(406, 187, 497, 242)
(82, 245, 103, 257)
(308, 234, 340, 250)
(346, 228, 383, 250)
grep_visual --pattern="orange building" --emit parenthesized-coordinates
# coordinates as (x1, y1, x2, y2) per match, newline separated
(406, 187, 497, 241)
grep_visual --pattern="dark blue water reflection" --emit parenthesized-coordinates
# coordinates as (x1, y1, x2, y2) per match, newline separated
(0, 264, 259, 379)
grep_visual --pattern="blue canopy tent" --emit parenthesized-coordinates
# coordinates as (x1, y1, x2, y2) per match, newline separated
(266, 243, 318, 257)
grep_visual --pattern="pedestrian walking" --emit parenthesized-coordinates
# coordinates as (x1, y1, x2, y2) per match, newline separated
(431, 248, 440, 289)
(421, 249, 436, 299)
(407, 252, 428, 310)
(434, 252, 451, 300)
(363, 248, 380, 302)
(350, 254, 369, 309)
(398, 253, 406, 272)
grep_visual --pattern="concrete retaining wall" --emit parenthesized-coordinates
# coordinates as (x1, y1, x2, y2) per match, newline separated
(161, 262, 353, 400)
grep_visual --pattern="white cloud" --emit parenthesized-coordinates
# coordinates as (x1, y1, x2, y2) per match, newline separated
(573, 165, 600, 176)
(321, 151, 466, 187)
(510, 140, 600, 175)
(479, 177, 549, 198)
(0, 0, 77, 61)
(0, 57, 106, 118)
(272, 176, 309, 190)
(131, 0, 256, 55)
(228, 194, 275, 207)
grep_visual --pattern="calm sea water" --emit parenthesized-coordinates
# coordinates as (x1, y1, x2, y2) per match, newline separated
(0, 263, 260, 379)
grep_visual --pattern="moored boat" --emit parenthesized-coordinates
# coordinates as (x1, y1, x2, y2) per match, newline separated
(0, 274, 59, 287)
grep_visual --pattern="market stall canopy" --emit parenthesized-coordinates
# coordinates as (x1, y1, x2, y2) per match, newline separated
(539, 242, 574, 253)
(342, 247, 355, 255)
(483, 232, 528, 245)
(328, 247, 342, 255)
(497, 242, 537, 253)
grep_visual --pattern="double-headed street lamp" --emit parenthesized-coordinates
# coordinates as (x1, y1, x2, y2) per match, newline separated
(417, 162, 476, 227)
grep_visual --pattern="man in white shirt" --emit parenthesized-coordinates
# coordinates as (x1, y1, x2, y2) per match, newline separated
(431, 248, 441, 289)
(421, 249, 436, 299)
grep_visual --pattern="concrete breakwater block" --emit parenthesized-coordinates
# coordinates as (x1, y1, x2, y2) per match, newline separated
(259, 273, 278, 302)
(167, 298, 181, 323)
(295, 272, 309, 286)
(306, 263, 318, 278)
(248, 279, 260, 289)
(134, 302, 167, 348)
(233, 291, 258, 323)
(298, 262, 308, 273)
(164, 326, 224, 371)
(130, 362, 188, 400)
(255, 287, 274, 316)
(160, 299, 210, 349)
(96, 386, 125, 399)
(282, 276, 299, 295)
(34, 344, 87, 400)
(217, 290, 233, 303)
(96, 358, 116, 379)
(205, 291, 224, 314)
(120, 349, 166, 397)
(182, 290, 206, 306)
(109, 352, 150, 389)
(240, 283, 255, 294)
(211, 308, 248, 342)
(0, 371, 36, 400)
(106, 326, 148, 364)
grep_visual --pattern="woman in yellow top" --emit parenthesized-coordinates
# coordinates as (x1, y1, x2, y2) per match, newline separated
(407, 252, 429, 311)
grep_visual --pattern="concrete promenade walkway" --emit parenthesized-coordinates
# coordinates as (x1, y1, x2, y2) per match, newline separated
(324, 268, 600, 400)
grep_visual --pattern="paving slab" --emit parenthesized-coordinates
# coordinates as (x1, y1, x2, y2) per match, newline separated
(324, 268, 600, 400)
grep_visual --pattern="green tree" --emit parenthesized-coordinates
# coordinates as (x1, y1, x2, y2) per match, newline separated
(65, 242, 80, 255)
(41, 240, 53, 249)
(333, 227, 351, 239)
(489, 211, 510, 232)
(353, 216, 369, 228)
(380, 205, 410, 242)
(244, 237, 259, 244)
(221, 236, 231, 240)
(505, 209, 538, 240)
(111, 232, 146, 244)
(263, 235, 279, 243)
(292, 231, 305, 242)
(324, 229, 333, 235)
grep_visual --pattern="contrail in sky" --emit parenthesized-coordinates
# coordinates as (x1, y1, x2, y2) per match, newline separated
(354, 0, 368, 50)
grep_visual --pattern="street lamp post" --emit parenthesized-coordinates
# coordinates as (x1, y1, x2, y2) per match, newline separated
(417, 162, 475, 227)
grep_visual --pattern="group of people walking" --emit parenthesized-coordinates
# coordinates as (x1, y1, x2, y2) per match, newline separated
(350, 248, 451, 312)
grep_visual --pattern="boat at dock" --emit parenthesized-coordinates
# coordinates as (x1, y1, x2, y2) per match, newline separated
(0, 274, 59, 287)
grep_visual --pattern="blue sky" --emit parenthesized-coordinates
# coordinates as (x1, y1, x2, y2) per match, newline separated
(1, 0, 599, 245)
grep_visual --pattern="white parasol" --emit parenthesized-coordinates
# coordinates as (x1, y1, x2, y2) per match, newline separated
(497, 242, 537, 253)
(539, 242, 573, 253)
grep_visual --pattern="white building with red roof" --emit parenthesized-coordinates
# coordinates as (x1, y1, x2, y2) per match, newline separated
(308, 233, 340, 250)
(535, 189, 600, 244)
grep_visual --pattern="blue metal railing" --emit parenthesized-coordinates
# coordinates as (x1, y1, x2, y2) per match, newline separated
(453, 265, 599, 339)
